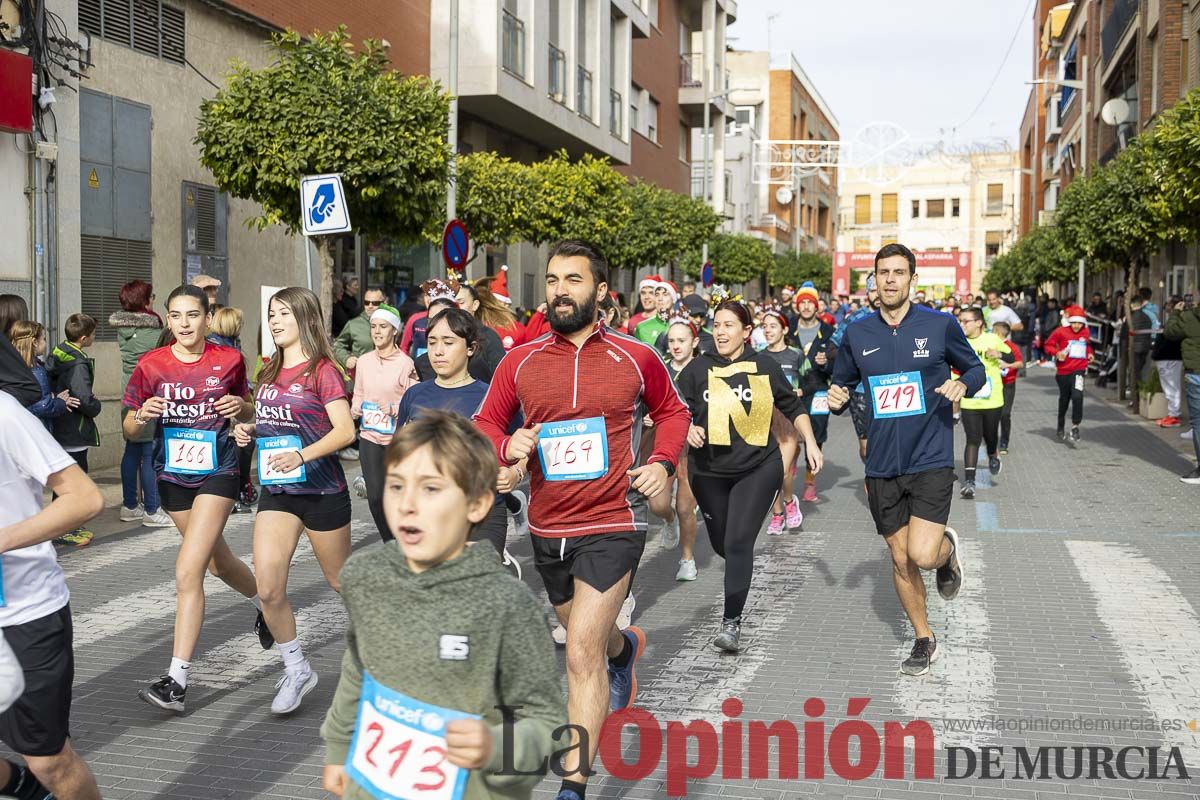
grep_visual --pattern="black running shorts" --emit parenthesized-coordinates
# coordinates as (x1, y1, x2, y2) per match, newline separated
(257, 488, 352, 531)
(0, 605, 73, 757)
(530, 531, 644, 607)
(158, 474, 241, 513)
(866, 467, 955, 537)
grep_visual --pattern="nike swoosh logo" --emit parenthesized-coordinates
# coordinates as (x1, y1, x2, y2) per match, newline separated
(862, 347, 881, 356)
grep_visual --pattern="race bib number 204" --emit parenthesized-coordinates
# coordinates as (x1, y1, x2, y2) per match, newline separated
(346, 672, 476, 800)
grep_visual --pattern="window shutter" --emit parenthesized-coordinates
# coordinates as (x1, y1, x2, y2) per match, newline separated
(79, 0, 102, 36)
(161, 4, 185, 64)
(102, 0, 131, 46)
(82, 236, 153, 341)
(854, 195, 870, 225)
(881, 193, 897, 223)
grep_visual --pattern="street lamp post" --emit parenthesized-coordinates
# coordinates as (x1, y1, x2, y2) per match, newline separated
(447, 0, 459, 226)
(700, 87, 733, 267)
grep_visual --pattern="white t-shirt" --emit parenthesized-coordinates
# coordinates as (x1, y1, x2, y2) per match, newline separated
(0, 392, 74, 628)
(984, 304, 1021, 331)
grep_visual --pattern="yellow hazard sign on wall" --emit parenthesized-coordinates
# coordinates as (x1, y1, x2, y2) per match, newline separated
(87, 168, 100, 189)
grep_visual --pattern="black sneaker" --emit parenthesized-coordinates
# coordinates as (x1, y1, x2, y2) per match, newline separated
(960, 481, 975, 500)
(0, 760, 53, 800)
(139, 676, 186, 713)
(900, 636, 938, 676)
(1070, 426, 1080, 442)
(936, 527, 963, 600)
(713, 617, 741, 653)
(988, 456, 1002, 476)
(1180, 467, 1200, 485)
(231, 501, 251, 514)
(255, 610, 275, 650)
(1056, 429, 1066, 441)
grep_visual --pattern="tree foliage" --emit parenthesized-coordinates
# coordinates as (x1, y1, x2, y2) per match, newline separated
(769, 249, 832, 293)
(1143, 87, 1200, 229)
(608, 180, 720, 271)
(525, 152, 632, 251)
(683, 233, 774, 285)
(454, 151, 533, 249)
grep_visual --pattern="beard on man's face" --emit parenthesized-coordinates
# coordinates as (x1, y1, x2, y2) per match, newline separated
(549, 289, 599, 335)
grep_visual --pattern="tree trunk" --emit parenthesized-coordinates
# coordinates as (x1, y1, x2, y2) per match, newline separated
(1121, 256, 1141, 409)
(316, 236, 334, 337)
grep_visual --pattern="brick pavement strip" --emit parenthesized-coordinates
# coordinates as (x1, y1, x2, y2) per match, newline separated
(5, 371, 1199, 798)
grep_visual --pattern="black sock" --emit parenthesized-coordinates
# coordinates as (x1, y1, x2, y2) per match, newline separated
(608, 633, 633, 668)
(964, 467, 976, 483)
(560, 779, 588, 799)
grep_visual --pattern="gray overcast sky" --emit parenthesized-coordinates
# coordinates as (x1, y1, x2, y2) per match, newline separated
(728, 0, 1035, 147)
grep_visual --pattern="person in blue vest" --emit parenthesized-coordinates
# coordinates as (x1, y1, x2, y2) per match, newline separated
(828, 243, 985, 678)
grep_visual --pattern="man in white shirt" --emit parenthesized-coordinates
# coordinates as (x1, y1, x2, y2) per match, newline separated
(983, 290, 1024, 334)
(0, 392, 104, 800)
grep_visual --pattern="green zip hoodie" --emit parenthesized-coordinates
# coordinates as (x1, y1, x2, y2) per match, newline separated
(322, 541, 566, 800)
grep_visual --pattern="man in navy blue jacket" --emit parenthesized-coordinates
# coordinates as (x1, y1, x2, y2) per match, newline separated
(828, 243, 985, 677)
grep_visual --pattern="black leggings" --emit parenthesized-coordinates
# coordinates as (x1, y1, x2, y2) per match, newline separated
(689, 456, 783, 621)
(472, 501, 507, 557)
(1056, 372, 1084, 429)
(359, 439, 391, 541)
(961, 407, 1001, 480)
(1000, 382, 1015, 445)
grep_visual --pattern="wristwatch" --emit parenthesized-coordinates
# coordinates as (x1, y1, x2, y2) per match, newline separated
(659, 461, 676, 477)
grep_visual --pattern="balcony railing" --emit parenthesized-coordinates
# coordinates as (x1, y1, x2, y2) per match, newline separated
(576, 65, 593, 120)
(502, 10, 526, 79)
(680, 53, 701, 87)
(548, 44, 566, 103)
(609, 88, 622, 137)
(1101, 0, 1137, 66)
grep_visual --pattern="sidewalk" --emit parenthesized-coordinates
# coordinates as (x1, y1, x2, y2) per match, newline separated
(1082, 369, 1196, 459)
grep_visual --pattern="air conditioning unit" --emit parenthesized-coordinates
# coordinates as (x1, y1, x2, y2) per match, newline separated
(1045, 95, 1062, 141)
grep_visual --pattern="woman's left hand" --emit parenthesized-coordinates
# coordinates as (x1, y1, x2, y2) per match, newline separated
(269, 450, 304, 474)
(213, 394, 244, 419)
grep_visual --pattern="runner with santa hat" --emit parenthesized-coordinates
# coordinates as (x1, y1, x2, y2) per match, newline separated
(627, 275, 664, 334)
(634, 280, 679, 348)
(1041, 304, 1095, 443)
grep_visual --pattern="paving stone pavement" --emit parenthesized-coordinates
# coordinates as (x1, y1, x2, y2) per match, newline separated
(9, 370, 1200, 799)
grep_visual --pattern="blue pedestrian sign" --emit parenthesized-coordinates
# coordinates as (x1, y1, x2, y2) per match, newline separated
(442, 219, 470, 270)
(300, 174, 351, 236)
(701, 261, 714, 288)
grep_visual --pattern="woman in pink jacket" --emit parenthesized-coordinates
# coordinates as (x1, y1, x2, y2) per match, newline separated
(351, 304, 418, 540)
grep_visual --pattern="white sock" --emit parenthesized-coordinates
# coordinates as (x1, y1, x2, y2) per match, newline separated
(276, 639, 307, 675)
(168, 657, 190, 689)
(249, 595, 263, 612)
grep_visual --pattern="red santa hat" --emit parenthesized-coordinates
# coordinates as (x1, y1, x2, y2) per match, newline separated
(655, 280, 679, 304)
(1065, 305, 1087, 324)
(490, 265, 512, 305)
(639, 274, 663, 292)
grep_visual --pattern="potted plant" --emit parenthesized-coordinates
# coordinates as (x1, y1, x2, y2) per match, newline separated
(1138, 368, 1168, 420)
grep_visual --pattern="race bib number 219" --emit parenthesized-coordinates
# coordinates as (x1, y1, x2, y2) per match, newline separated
(867, 372, 926, 418)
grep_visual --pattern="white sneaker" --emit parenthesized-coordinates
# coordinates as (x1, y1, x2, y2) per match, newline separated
(551, 623, 567, 645)
(616, 593, 635, 630)
(0, 633, 25, 714)
(271, 667, 318, 715)
(675, 559, 698, 581)
(120, 505, 144, 522)
(339, 448, 360, 461)
(352, 475, 367, 498)
(142, 509, 174, 528)
(510, 490, 530, 539)
(1183, 429, 1194, 440)
(661, 512, 680, 550)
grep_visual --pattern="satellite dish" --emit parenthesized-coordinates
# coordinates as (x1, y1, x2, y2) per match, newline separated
(1100, 98, 1131, 126)
(775, 187, 794, 205)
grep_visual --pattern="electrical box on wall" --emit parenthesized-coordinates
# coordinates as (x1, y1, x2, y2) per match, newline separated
(0, 49, 33, 134)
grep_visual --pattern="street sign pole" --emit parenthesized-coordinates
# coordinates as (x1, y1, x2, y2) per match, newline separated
(446, 0, 459, 228)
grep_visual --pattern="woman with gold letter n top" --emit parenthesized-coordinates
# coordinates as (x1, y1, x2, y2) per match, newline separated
(676, 290, 824, 654)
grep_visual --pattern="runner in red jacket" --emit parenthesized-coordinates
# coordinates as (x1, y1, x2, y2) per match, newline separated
(1042, 304, 1094, 442)
(474, 241, 689, 800)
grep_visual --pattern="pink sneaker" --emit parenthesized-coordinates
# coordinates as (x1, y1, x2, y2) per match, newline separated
(785, 496, 804, 529)
(802, 482, 819, 503)
(767, 512, 786, 535)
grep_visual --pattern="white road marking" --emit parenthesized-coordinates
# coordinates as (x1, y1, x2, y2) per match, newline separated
(1066, 540, 1200, 765)
(892, 539, 996, 749)
(60, 529, 180, 580)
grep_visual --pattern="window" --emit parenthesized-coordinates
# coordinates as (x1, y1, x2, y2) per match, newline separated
(853, 236, 871, 252)
(1151, 37, 1161, 112)
(647, 96, 659, 142)
(1059, 38, 1078, 111)
(951, 198, 960, 217)
(927, 199, 945, 218)
(679, 123, 688, 161)
(630, 84, 640, 133)
(985, 231, 1003, 266)
(854, 194, 871, 225)
(912, 199, 920, 218)
(986, 183, 1004, 215)
(78, 0, 185, 64)
(881, 193, 898, 223)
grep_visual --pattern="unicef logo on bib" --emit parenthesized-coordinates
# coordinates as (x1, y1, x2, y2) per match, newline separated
(537, 417, 610, 481)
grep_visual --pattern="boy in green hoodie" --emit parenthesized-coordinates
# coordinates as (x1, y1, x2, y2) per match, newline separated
(322, 409, 566, 800)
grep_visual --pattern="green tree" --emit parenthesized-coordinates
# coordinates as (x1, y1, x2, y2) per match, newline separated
(608, 181, 720, 272)
(195, 28, 451, 326)
(454, 151, 533, 256)
(1143, 87, 1200, 232)
(684, 233, 774, 286)
(769, 249, 832, 293)
(525, 152, 632, 252)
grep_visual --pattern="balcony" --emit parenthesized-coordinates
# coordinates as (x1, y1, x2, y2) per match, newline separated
(576, 65, 593, 121)
(609, 88, 622, 138)
(1102, 0, 1137, 66)
(680, 53, 702, 87)
(501, 9, 525, 80)
(548, 44, 566, 103)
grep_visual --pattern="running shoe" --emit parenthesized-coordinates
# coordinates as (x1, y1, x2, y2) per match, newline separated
(232, 501, 251, 514)
(1157, 416, 1181, 428)
(900, 636, 938, 677)
(255, 610, 275, 650)
(661, 512, 680, 550)
(338, 447, 360, 461)
(554, 790, 583, 800)
(988, 456, 1002, 476)
(501, 548, 523, 580)
(1180, 467, 1200, 485)
(1056, 429, 1066, 441)
(352, 475, 367, 498)
(959, 481, 975, 500)
(142, 509, 173, 528)
(271, 668, 318, 715)
(802, 482, 819, 503)
(784, 495, 803, 529)
(56, 529, 93, 547)
(616, 593, 636, 630)
(936, 527, 963, 601)
(766, 512, 785, 536)
(1182, 429, 1194, 440)
(998, 444, 1009, 455)
(551, 624, 567, 646)
(510, 489, 530, 539)
(120, 505, 144, 522)
(713, 618, 741, 653)
(675, 559, 698, 581)
(1070, 426, 1080, 442)
(0, 760, 53, 800)
(240, 485, 259, 505)
(607, 626, 645, 710)
(139, 675, 186, 713)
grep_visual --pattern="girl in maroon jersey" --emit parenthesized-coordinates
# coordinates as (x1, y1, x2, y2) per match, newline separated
(233, 287, 356, 716)
(124, 285, 263, 715)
